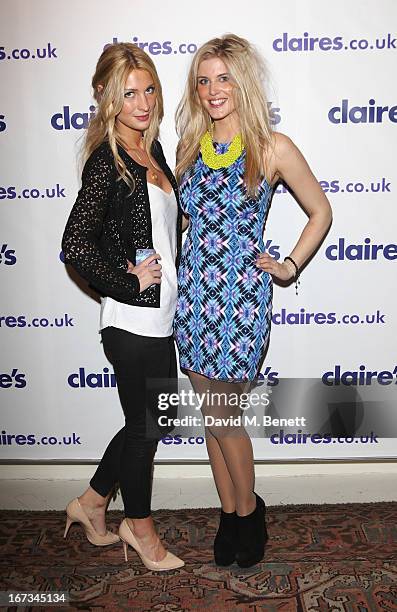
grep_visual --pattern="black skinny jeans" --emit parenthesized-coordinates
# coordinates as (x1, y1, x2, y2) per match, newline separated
(90, 326, 177, 518)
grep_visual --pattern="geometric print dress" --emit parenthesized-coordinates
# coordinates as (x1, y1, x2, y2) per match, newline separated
(173, 142, 274, 382)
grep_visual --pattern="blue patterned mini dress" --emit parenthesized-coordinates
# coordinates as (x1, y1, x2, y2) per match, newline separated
(173, 142, 273, 382)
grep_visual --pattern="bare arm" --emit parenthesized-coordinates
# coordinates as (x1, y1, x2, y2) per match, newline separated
(256, 132, 332, 280)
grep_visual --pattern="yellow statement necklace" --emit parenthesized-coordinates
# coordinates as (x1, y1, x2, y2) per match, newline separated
(200, 131, 244, 170)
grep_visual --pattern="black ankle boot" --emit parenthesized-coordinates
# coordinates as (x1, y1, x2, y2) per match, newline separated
(236, 492, 268, 568)
(214, 509, 238, 566)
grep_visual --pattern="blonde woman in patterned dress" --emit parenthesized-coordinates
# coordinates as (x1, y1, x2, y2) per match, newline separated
(174, 34, 332, 567)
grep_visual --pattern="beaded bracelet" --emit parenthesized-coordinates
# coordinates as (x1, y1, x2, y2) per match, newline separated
(284, 256, 300, 295)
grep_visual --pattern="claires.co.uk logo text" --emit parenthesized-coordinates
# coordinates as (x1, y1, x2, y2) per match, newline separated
(275, 177, 391, 196)
(272, 308, 386, 327)
(273, 32, 396, 53)
(104, 36, 197, 56)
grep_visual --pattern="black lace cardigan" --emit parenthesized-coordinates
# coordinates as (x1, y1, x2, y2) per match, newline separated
(62, 140, 183, 307)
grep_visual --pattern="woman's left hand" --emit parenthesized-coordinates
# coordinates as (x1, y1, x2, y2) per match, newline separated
(255, 252, 295, 281)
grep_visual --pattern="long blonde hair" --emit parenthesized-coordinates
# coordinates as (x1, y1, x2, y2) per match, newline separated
(84, 42, 164, 189)
(175, 34, 273, 197)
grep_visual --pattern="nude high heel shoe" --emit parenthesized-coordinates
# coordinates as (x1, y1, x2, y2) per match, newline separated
(119, 518, 185, 571)
(64, 498, 120, 546)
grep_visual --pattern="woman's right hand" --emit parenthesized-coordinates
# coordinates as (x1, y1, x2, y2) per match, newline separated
(127, 253, 162, 292)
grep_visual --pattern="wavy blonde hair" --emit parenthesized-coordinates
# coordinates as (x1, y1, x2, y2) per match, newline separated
(84, 42, 163, 189)
(176, 34, 273, 197)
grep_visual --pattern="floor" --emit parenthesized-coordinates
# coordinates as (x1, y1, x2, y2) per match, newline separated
(1, 502, 396, 610)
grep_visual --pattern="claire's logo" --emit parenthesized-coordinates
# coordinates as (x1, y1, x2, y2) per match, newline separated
(0, 244, 16, 265)
(0, 369, 26, 388)
(256, 367, 279, 386)
(51, 105, 96, 130)
(322, 365, 397, 386)
(273, 32, 343, 52)
(68, 367, 116, 388)
(325, 238, 397, 261)
(268, 102, 281, 125)
(329, 99, 397, 124)
(264, 240, 281, 260)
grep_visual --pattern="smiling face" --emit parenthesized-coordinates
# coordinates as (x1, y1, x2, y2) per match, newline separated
(115, 68, 157, 138)
(196, 56, 238, 125)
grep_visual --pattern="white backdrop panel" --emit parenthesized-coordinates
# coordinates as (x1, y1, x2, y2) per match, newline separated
(1, 0, 396, 460)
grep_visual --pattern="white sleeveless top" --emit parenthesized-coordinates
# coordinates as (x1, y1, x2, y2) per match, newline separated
(99, 183, 178, 337)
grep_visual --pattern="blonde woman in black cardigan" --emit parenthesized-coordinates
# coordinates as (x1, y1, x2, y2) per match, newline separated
(62, 42, 184, 571)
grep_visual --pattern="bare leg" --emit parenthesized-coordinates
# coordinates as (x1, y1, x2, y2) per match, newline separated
(125, 516, 166, 561)
(78, 488, 167, 560)
(206, 432, 237, 513)
(189, 372, 236, 512)
(214, 430, 256, 516)
(78, 487, 112, 536)
(188, 371, 256, 516)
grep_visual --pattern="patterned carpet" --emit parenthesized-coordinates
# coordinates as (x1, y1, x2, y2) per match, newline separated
(1, 502, 396, 611)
